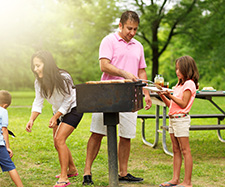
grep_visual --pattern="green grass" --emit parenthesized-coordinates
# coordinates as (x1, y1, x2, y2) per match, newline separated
(0, 91, 225, 187)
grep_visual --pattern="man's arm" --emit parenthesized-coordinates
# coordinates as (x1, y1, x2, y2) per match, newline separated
(100, 58, 138, 81)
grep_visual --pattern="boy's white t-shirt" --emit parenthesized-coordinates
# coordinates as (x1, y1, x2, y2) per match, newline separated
(0, 106, 8, 146)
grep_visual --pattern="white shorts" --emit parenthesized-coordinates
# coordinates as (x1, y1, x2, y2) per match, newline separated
(169, 115, 191, 137)
(90, 112, 137, 139)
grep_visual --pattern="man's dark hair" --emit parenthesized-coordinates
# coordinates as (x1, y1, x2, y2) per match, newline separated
(120, 10, 140, 26)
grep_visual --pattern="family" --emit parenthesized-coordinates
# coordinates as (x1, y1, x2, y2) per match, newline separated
(0, 10, 199, 187)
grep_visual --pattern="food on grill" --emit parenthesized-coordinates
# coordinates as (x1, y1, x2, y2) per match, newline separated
(86, 81, 99, 84)
(86, 79, 133, 84)
(124, 79, 133, 83)
(110, 80, 126, 83)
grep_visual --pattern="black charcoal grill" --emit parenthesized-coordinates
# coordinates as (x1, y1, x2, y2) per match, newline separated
(75, 81, 146, 187)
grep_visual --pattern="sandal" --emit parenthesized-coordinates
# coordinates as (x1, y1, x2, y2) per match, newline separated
(159, 181, 177, 186)
(54, 181, 71, 187)
(55, 173, 78, 178)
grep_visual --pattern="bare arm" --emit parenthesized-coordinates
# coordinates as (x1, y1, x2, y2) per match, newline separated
(2, 127, 13, 158)
(168, 89, 192, 108)
(2, 127, 9, 149)
(48, 111, 63, 128)
(158, 93, 171, 107)
(138, 68, 152, 110)
(161, 89, 192, 108)
(100, 58, 138, 81)
(26, 111, 40, 132)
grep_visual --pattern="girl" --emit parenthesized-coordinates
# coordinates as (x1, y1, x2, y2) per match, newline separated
(26, 51, 83, 187)
(158, 56, 199, 187)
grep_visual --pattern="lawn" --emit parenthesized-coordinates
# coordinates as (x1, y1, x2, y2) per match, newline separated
(0, 91, 224, 187)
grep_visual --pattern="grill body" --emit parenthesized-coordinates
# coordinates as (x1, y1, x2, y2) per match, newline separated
(75, 81, 145, 187)
(75, 81, 144, 113)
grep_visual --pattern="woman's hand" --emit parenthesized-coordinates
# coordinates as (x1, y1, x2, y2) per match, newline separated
(26, 112, 40, 132)
(26, 120, 34, 132)
(49, 116, 58, 128)
(49, 111, 62, 128)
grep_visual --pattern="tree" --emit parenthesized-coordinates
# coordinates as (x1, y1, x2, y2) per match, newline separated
(0, 0, 120, 90)
(128, 0, 198, 80)
(57, 0, 120, 83)
(183, 0, 225, 89)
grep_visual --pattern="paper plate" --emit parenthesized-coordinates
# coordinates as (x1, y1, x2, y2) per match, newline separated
(144, 86, 173, 92)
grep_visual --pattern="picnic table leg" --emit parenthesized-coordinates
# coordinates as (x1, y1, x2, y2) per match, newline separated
(217, 118, 225, 143)
(208, 99, 225, 115)
(162, 106, 173, 156)
(141, 105, 159, 148)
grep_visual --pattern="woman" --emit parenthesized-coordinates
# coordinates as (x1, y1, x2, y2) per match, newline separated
(26, 51, 83, 187)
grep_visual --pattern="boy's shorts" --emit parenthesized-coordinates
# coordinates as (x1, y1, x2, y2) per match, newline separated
(0, 146, 16, 172)
(169, 115, 191, 137)
(57, 107, 83, 128)
(90, 112, 137, 139)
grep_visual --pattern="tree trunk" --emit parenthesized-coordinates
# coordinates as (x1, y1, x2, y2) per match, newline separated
(151, 19, 159, 81)
(151, 49, 159, 81)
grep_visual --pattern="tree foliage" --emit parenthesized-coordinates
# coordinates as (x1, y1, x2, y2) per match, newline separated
(152, 0, 225, 89)
(0, 0, 224, 90)
(0, 0, 119, 90)
(130, 0, 198, 80)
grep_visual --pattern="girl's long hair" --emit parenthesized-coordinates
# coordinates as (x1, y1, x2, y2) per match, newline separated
(176, 55, 199, 89)
(31, 51, 73, 98)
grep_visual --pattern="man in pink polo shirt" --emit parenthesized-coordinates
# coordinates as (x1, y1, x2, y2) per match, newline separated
(83, 10, 152, 185)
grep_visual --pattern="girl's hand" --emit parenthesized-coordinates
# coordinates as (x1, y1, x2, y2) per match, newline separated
(158, 90, 170, 96)
(26, 120, 34, 132)
(7, 148, 13, 158)
(157, 91, 162, 95)
(164, 90, 172, 97)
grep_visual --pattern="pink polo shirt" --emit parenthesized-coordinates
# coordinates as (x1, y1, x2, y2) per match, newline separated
(169, 80, 197, 115)
(99, 32, 147, 80)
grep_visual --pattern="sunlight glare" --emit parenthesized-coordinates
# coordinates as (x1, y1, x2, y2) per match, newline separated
(0, 0, 38, 42)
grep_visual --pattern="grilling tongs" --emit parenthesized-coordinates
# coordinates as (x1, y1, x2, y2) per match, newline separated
(137, 79, 163, 90)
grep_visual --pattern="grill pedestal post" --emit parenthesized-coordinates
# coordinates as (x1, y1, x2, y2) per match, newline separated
(104, 113, 119, 187)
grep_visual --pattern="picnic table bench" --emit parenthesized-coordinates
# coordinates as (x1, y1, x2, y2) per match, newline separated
(138, 91, 225, 156)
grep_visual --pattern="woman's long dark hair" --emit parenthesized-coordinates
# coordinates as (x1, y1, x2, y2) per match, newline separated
(31, 51, 73, 98)
(176, 55, 199, 89)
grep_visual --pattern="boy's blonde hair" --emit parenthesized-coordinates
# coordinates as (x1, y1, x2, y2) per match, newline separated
(0, 90, 12, 106)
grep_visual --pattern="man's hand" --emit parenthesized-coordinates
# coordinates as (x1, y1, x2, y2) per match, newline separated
(120, 70, 138, 81)
(144, 94, 152, 110)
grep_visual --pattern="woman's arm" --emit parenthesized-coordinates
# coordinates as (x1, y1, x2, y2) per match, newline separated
(48, 111, 63, 128)
(26, 111, 40, 132)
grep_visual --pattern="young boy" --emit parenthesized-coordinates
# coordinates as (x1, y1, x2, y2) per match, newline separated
(0, 90, 23, 187)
